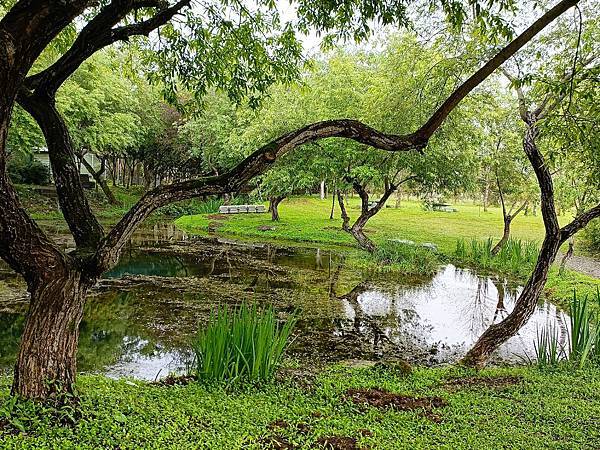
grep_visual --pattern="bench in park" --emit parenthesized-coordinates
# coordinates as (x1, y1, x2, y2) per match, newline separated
(219, 204, 267, 214)
(431, 202, 457, 212)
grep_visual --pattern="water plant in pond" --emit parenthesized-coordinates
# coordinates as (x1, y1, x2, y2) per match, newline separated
(359, 240, 439, 275)
(193, 304, 296, 383)
(533, 324, 564, 368)
(532, 289, 600, 369)
(454, 238, 538, 277)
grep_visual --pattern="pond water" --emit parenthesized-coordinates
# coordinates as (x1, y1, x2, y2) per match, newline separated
(0, 222, 569, 380)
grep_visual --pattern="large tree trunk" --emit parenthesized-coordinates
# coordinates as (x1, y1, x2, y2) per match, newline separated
(270, 196, 285, 221)
(463, 234, 561, 366)
(13, 269, 92, 399)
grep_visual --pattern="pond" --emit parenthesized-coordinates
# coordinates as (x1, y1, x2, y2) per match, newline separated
(0, 222, 569, 380)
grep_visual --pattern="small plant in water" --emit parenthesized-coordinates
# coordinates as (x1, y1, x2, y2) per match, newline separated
(454, 237, 538, 276)
(534, 324, 564, 368)
(193, 303, 296, 384)
(532, 289, 600, 369)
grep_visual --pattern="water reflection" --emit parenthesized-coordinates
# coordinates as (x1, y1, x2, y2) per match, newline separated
(0, 224, 571, 379)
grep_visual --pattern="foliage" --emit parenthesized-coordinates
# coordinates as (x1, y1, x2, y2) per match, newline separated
(583, 219, 600, 253)
(193, 304, 296, 384)
(532, 290, 600, 369)
(365, 240, 440, 275)
(454, 237, 538, 277)
(7, 155, 50, 185)
(2, 365, 600, 447)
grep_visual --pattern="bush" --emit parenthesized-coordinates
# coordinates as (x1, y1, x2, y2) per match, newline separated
(8, 156, 50, 185)
(454, 237, 538, 277)
(583, 219, 600, 253)
(369, 240, 440, 275)
(193, 304, 296, 384)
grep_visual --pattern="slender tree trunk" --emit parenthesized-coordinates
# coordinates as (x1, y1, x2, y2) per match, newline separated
(337, 190, 350, 231)
(491, 216, 512, 255)
(13, 270, 92, 399)
(270, 196, 285, 221)
(329, 187, 336, 219)
(559, 237, 574, 275)
(320, 180, 326, 200)
(483, 178, 490, 212)
(79, 156, 121, 205)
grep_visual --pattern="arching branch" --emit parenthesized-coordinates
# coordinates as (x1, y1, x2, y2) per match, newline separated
(25, 0, 191, 96)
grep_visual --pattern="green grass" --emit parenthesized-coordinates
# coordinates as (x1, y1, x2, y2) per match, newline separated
(1, 365, 600, 448)
(176, 196, 600, 305)
(194, 304, 296, 384)
(176, 197, 557, 253)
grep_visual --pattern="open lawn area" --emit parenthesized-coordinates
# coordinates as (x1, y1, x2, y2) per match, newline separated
(177, 196, 572, 254)
(2, 365, 599, 449)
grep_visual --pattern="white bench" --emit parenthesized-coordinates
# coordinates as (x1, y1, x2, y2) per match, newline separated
(219, 204, 267, 214)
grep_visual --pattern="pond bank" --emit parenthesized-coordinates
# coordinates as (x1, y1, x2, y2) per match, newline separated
(0, 225, 569, 380)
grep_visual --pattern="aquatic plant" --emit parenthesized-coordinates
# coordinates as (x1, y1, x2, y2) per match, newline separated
(533, 324, 564, 368)
(532, 289, 600, 369)
(369, 240, 439, 275)
(193, 303, 296, 383)
(454, 237, 538, 277)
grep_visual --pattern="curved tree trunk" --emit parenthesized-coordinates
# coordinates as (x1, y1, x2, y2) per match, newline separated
(337, 190, 350, 231)
(463, 234, 561, 367)
(491, 216, 512, 255)
(270, 196, 285, 221)
(350, 217, 376, 253)
(13, 270, 92, 399)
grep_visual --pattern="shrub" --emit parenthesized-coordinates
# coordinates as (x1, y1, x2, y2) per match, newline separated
(583, 219, 600, 253)
(367, 240, 439, 275)
(454, 238, 538, 277)
(193, 304, 296, 384)
(8, 156, 50, 185)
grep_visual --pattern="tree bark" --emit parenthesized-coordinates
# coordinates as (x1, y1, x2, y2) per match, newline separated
(13, 269, 92, 399)
(491, 216, 512, 255)
(320, 180, 326, 200)
(79, 155, 121, 205)
(17, 92, 105, 249)
(269, 196, 285, 221)
(337, 190, 350, 231)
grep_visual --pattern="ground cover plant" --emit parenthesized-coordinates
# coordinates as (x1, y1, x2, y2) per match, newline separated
(1, 365, 600, 449)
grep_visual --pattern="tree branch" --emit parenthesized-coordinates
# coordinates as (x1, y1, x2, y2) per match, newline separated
(25, 0, 191, 96)
(561, 203, 600, 241)
(92, 0, 579, 272)
(415, 0, 580, 142)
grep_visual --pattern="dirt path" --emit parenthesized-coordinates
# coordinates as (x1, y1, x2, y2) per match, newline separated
(558, 252, 600, 279)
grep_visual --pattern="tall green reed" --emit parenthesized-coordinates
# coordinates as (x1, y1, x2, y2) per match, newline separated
(193, 303, 296, 384)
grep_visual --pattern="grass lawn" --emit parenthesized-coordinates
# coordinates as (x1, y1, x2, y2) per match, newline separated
(176, 196, 568, 253)
(176, 196, 600, 305)
(1, 365, 599, 449)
